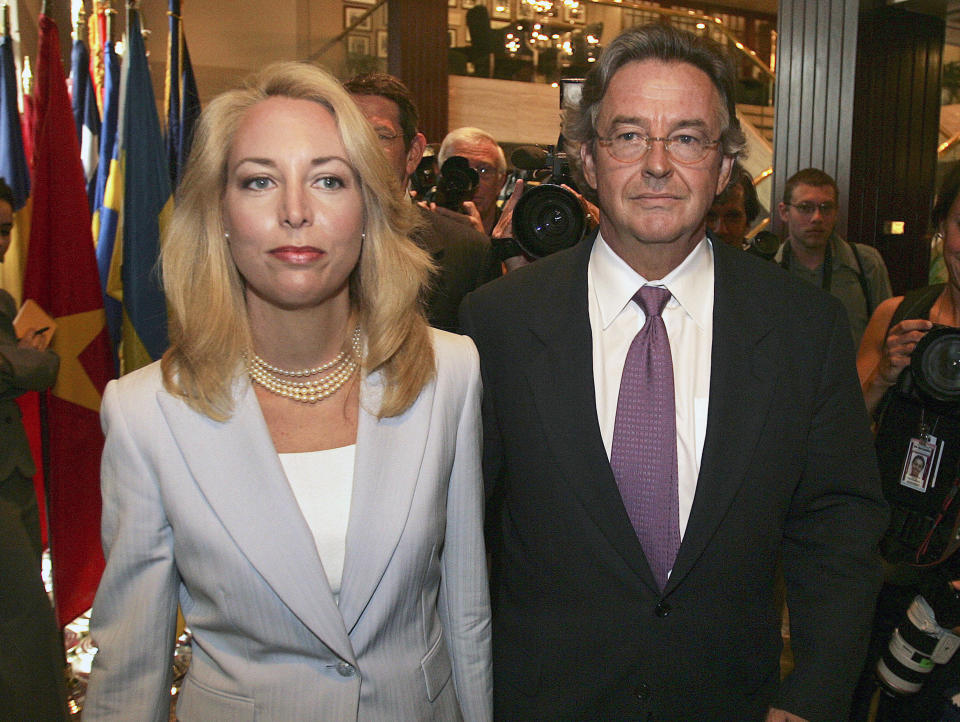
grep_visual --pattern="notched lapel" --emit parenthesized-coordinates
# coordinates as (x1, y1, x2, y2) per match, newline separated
(524, 243, 659, 589)
(338, 371, 433, 633)
(156, 382, 355, 663)
(668, 250, 781, 590)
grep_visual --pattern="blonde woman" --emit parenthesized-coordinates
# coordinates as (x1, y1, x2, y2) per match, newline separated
(83, 62, 491, 721)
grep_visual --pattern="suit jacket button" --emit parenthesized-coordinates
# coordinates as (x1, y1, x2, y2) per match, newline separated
(655, 601, 671, 617)
(634, 682, 651, 700)
(336, 661, 355, 677)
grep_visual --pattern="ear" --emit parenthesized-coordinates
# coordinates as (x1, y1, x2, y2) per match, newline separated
(404, 132, 427, 183)
(715, 154, 734, 195)
(580, 141, 598, 191)
(777, 202, 790, 225)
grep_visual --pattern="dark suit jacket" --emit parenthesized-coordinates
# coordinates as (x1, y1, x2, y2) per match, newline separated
(460, 237, 888, 721)
(414, 206, 500, 334)
(0, 289, 59, 481)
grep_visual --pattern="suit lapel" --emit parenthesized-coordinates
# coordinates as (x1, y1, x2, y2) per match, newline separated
(667, 245, 781, 590)
(157, 381, 355, 662)
(524, 239, 659, 588)
(337, 370, 431, 633)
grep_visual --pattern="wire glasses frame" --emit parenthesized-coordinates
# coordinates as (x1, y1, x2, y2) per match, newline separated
(596, 133, 722, 165)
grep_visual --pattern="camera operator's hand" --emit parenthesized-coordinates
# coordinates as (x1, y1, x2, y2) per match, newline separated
(491, 179, 531, 273)
(857, 295, 933, 416)
(559, 183, 600, 232)
(427, 200, 486, 236)
(17, 326, 51, 352)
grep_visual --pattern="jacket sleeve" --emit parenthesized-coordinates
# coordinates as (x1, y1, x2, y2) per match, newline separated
(775, 301, 889, 721)
(437, 335, 493, 722)
(83, 380, 180, 722)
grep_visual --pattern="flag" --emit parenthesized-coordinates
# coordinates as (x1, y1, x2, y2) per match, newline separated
(71, 32, 100, 211)
(93, 33, 121, 364)
(22, 11, 112, 628)
(0, 27, 31, 304)
(164, 0, 200, 188)
(101, 5, 172, 372)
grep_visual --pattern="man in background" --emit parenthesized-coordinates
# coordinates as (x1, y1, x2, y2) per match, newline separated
(707, 162, 760, 248)
(346, 74, 499, 333)
(433, 126, 507, 236)
(776, 168, 891, 347)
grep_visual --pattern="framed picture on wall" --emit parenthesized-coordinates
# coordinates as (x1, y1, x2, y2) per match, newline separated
(448, 27, 458, 47)
(347, 34, 371, 56)
(344, 6, 372, 31)
(376, 29, 388, 58)
(461, 0, 478, 8)
(491, 1, 511, 20)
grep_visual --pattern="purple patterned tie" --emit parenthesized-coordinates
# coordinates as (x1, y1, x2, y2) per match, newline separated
(610, 285, 680, 590)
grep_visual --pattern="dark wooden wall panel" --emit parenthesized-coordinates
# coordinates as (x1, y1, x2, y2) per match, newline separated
(848, 6, 943, 294)
(387, 0, 448, 144)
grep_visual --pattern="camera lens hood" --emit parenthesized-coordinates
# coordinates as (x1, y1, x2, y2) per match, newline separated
(513, 183, 586, 259)
(912, 324, 960, 403)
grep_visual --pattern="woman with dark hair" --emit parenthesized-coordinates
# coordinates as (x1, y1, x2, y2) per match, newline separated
(83, 62, 491, 721)
(858, 164, 960, 415)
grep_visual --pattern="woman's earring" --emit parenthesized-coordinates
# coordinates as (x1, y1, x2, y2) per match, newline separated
(224, 231, 231, 241)
(361, 231, 366, 243)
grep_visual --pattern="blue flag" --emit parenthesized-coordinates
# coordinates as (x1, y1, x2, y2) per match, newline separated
(93, 36, 121, 365)
(165, 0, 200, 188)
(71, 35, 100, 211)
(0, 29, 31, 304)
(100, 7, 173, 372)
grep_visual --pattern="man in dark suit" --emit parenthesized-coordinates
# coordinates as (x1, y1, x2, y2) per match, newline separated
(345, 73, 499, 333)
(0, 178, 59, 561)
(460, 25, 888, 721)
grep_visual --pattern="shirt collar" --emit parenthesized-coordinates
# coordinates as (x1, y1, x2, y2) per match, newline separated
(590, 232, 714, 331)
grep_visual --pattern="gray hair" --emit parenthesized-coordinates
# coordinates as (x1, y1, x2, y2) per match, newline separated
(564, 24, 746, 191)
(438, 126, 506, 173)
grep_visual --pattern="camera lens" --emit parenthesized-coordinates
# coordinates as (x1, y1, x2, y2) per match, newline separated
(913, 326, 960, 402)
(513, 184, 586, 259)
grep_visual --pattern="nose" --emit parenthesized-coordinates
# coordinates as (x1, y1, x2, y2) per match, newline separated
(640, 138, 672, 179)
(282, 184, 313, 229)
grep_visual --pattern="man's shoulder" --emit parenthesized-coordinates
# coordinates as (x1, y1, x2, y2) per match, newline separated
(467, 239, 588, 310)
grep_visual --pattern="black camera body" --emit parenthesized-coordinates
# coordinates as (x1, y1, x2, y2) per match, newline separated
(510, 145, 586, 259)
(432, 156, 480, 212)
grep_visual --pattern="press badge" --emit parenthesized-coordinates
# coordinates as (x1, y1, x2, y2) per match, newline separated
(900, 435, 942, 493)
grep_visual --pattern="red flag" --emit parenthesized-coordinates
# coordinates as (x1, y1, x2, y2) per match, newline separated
(22, 13, 112, 628)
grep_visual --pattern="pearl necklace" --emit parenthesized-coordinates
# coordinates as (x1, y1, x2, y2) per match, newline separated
(248, 326, 362, 403)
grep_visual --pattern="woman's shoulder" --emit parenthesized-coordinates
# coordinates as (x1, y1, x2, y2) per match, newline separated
(104, 360, 166, 408)
(429, 328, 479, 383)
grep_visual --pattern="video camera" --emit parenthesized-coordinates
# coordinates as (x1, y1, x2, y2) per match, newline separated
(508, 143, 586, 259)
(498, 78, 589, 262)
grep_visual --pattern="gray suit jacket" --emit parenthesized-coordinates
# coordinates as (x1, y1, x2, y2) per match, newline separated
(0, 289, 58, 481)
(83, 329, 492, 722)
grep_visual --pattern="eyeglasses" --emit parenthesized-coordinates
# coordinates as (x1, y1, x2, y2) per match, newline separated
(596, 130, 721, 165)
(0, 223, 11, 236)
(785, 201, 837, 216)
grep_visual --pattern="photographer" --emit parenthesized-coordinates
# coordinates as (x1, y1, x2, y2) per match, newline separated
(850, 165, 960, 720)
(431, 127, 507, 236)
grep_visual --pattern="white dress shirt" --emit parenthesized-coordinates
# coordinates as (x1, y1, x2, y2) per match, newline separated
(587, 234, 714, 539)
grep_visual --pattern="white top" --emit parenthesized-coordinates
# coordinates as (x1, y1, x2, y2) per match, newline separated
(279, 444, 356, 602)
(587, 233, 714, 541)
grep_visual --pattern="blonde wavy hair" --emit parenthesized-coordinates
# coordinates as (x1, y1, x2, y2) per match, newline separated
(161, 61, 435, 421)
